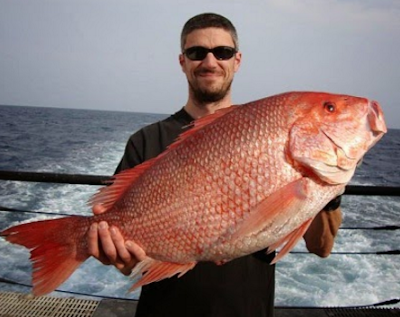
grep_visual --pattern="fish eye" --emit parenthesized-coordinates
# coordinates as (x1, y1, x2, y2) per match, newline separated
(323, 102, 336, 113)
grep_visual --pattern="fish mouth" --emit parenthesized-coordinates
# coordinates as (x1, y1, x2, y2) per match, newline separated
(316, 132, 361, 185)
(321, 130, 356, 165)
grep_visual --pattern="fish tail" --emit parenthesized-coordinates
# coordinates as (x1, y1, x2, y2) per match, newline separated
(1, 216, 90, 296)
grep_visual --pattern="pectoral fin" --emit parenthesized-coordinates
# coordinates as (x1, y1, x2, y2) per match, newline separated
(231, 178, 308, 241)
(267, 217, 314, 264)
(227, 178, 315, 264)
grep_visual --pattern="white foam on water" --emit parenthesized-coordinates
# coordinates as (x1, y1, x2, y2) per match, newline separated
(276, 251, 400, 307)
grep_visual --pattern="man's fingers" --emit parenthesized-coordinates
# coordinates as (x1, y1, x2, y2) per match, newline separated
(97, 221, 118, 263)
(125, 241, 147, 262)
(110, 226, 134, 264)
(87, 221, 146, 276)
(87, 223, 111, 265)
(119, 241, 146, 276)
(87, 223, 100, 257)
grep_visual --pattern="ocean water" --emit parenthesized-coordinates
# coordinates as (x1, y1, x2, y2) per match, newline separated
(0, 105, 399, 307)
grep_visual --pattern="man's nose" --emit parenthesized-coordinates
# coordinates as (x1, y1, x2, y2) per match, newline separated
(201, 52, 219, 67)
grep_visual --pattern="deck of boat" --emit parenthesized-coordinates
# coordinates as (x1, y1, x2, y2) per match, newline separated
(0, 291, 399, 317)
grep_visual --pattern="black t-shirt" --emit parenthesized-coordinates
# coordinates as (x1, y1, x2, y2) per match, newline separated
(116, 108, 275, 317)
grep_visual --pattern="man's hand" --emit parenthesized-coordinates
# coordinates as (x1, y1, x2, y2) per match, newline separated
(87, 204, 146, 276)
(304, 207, 342, 257)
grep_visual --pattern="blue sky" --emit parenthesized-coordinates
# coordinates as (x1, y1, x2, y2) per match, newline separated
(1, 0, 399, 128)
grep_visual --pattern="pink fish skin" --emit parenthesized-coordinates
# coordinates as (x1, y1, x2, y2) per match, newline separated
(1, 91, 387, 296)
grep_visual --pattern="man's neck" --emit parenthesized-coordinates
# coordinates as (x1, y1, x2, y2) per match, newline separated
(183, 96, 232, 119)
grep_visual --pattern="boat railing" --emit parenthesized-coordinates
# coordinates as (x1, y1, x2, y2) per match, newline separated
(0, 169, 399, 312)
(1, 170, 400, 195)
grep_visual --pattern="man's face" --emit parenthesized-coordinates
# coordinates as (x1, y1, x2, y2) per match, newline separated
(179, 28, 242, 104)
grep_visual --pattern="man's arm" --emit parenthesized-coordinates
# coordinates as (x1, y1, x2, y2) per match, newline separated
(304, 207, 342, 257)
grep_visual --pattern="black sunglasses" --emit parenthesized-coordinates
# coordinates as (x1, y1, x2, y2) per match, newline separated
(183, 46, 237, 61)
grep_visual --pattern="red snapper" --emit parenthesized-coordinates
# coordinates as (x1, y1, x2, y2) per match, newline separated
(1, 91, 387, 296)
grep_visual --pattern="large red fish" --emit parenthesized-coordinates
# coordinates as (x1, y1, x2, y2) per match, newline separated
(1, 91, 386, 296)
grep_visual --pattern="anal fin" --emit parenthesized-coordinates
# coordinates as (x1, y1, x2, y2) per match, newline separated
(129, 257, 196, 291)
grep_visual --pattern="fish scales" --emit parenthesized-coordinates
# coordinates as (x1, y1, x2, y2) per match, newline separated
(111, 102, 296, 262)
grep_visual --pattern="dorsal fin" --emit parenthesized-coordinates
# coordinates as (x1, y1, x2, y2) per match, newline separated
(89, 106, 237, 212)
(88, 158, 156, 211)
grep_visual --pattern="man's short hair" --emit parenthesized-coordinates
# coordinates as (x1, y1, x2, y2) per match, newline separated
(180, 13, 239, 51)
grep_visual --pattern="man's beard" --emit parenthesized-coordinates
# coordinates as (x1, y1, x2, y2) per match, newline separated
(189, 79, 233, 104)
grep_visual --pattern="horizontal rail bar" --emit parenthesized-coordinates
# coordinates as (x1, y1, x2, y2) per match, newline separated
(2, 205, 400, 231)
(0, 170, 110, 185)
(344, 185, 400, 196)
(290, 250, 400, 255)
(0, 170, 400, 196)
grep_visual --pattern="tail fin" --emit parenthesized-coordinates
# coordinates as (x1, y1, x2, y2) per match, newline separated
(1, 216, 90, 296)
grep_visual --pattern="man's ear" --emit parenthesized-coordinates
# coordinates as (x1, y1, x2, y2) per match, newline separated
(179, 54, 185, 68)
(234, 51, 242, 73)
